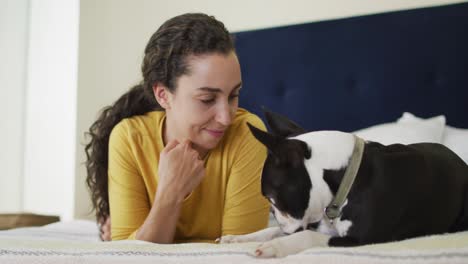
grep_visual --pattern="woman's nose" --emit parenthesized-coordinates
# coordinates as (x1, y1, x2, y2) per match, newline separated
(215, 103, 233, 126)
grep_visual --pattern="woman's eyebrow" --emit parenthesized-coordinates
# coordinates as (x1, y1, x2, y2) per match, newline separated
(196, 82, 242, 93)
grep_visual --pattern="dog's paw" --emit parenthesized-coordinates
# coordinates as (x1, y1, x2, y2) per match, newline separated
(216, 234, 249, 244)
(251, 231, 323, 258)
(251, 240, 283, 258)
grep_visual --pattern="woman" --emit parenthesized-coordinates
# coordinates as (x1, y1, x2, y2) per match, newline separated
(85, 13, 270, 243)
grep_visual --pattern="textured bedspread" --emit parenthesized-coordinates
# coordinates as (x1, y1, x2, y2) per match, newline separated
(1, 220, 468, 264)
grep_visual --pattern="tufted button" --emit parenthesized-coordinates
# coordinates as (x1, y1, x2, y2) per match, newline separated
(274, 81, 286, 97)
(424, 72, 437, 85)
(423, 71, 445, 93)
(345, 77, 357, 93)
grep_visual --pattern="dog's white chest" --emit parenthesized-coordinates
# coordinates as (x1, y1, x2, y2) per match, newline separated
(318, 218, 353, 237)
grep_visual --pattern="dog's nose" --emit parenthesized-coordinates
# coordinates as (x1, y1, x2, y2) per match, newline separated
(293, 227, 304, 233)
(307, 222, 319, 230)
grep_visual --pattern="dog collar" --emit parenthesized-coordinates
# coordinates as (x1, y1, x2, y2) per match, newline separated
(324, 135, 365, 222)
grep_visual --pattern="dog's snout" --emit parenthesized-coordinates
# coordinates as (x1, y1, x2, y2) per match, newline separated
(307, 222, 319, 230)
(293, 227, 304, 233)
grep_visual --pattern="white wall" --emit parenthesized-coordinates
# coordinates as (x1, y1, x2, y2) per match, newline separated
(0, 0, 80, 220)
(75, 0, 467, 219)
(22, 0, 79, 221)
(0, 0, 29, 213)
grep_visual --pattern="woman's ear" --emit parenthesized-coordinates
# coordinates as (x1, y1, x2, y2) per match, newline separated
(153, 83, 171, 109)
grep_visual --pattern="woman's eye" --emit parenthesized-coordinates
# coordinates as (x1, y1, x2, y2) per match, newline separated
(200, 98, 215, 104)
(229, 94, 239, 101)
(200, 93, 238, 105)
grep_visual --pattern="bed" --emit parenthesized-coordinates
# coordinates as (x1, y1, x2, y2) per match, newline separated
(2, 2, 468, 263)
(0, 219, 467, 263)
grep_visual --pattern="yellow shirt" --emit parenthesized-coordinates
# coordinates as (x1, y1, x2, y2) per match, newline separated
(108, 108, 270, 242)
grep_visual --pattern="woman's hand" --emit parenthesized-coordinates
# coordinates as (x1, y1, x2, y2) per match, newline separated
(156, 139, 205, 204)
(135, 139, 205, 243)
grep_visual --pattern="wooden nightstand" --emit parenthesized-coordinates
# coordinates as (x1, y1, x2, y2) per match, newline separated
(0, 213, 60, 230)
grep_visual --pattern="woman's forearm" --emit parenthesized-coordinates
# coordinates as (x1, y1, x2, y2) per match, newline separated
(135, 190, 183, 243)
(135, 139, 204, 243)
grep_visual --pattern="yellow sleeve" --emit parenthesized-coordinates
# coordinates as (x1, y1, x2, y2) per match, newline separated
(108, 121, 149, 240)
(221, 115, 270, 235)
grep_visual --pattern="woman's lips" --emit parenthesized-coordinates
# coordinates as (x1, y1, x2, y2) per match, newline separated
(205, 128, 225, 138)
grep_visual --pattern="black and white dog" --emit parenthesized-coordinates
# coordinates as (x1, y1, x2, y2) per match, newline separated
(219, 110, 468, 258)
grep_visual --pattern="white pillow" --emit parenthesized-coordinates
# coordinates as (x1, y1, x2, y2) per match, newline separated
(353, 113, 446, 145)
(397, 112, 468, 164)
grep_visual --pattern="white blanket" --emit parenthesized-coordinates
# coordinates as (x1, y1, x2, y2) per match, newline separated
(1, 220, 468, 264)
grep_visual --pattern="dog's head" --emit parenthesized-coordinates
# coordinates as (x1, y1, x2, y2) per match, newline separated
(248, 110, 344, 234)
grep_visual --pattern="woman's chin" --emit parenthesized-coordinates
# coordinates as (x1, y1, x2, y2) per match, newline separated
(200, 141, 219, 152)
(194, 138, 222, 153)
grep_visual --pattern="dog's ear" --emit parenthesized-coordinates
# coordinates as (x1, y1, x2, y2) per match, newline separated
(263, 108, 306, 138)
(247, 122, 280, 152)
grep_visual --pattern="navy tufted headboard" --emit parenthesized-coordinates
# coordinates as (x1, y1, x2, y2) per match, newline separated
(235, 3, 468, 132)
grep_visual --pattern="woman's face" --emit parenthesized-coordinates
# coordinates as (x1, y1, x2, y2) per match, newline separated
(163, 51, 241, 154)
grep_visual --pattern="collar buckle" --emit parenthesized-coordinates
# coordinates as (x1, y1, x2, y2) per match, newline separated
(324, 204, 342, 222)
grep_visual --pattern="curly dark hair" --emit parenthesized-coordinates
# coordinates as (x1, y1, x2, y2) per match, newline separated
(85, 13, 235, 222)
